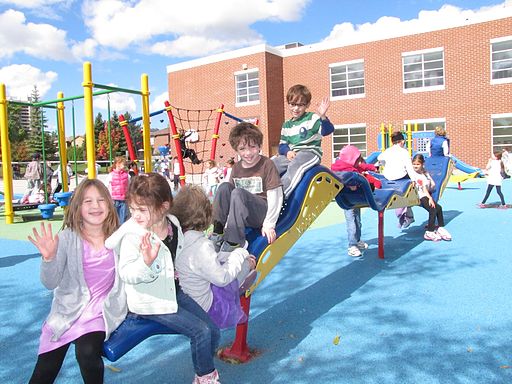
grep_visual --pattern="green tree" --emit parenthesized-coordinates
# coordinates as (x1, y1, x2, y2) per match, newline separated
(6, 102, 29, 161)
(25, 86, 57, 160)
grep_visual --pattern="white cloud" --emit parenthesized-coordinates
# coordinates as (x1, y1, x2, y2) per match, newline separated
(94, 87, 137, 114)
(150, 91, 169, 113)
(0, 9, 72, 60)
(82, 0, 309, 56)
(0, 64, 57, 100)
(322, 2, 512, 46)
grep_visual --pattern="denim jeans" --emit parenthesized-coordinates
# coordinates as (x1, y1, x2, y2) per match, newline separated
(344, 208, 361, 247)
(140, 289, 220, 376)
(114, 200, 127, 224)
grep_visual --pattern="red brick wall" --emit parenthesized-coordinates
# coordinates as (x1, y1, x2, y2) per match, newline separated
(167, 18, 512, 169)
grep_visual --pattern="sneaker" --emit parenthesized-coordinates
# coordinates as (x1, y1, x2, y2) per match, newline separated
(424, 230, 441, 241)
(348, 245, 362, 257)
(477, 203, 486, 208)
(239, 269, 258, 294)
(436, 227, 452, 241)
(498, 204, 508, 210)
(194, 369, 220, 384)
(209, 233, 224, 252)
(401, 216, 415, 229)
(397, 213, 406, 228)
(356, 241, 368, 250)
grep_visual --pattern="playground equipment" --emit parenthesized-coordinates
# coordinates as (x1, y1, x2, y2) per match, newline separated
(103, 155, 453, 363)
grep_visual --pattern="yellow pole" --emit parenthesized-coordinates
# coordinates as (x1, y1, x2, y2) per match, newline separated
(407, 122, 413, 157)
(83, 62, 96, 179)
(387, 123, 393, 148)
(56, 92, 69, 190)
(141, 74, 152, 173)
(0, 83, 14, 224)
(380, 123, 385, 151)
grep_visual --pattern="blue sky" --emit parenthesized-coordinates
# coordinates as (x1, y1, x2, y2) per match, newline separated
(0, 0, 510, 135)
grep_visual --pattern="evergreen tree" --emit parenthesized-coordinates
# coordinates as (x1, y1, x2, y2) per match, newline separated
(93, 112, 104, 148)
(27, 86, 45, 157)
(6, 102, 29, 161)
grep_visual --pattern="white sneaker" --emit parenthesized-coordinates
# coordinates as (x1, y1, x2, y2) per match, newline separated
(194, 369, 221, 384)
(356, 241, 368, 250)
(424, 231, 441, 241)
(436, 227, 452, 241)
(348, 246, 362, 257)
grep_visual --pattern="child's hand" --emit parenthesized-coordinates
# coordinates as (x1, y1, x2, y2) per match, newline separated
(262, 226, 277, 244)
(316, 97, 330, 118)
(246, 254, 257, 270)
(28, 222, 59, 262)
(286, 150, 297, 160)
(428, 197, 435, 208)
(140, 232, 160, 266)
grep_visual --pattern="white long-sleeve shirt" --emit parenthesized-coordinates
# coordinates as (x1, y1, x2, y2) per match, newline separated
(378, 144, 420, 181)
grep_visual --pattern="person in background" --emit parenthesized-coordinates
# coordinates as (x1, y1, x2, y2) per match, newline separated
(478, 151, 507, 209)
(23, 153, 42, 199)
(202, 160, 221, 198)
(53, 163, 73, 194)
(172, 156, 181, 191)
(429, 126, 450, 157)
(106, 157, 130, 223)
(221, 158, 235, 183)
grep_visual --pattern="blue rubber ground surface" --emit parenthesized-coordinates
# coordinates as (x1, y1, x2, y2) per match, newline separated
(1, 179, 511, 383)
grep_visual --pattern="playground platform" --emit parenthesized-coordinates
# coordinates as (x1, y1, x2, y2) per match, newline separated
(0, 177, 511, 383)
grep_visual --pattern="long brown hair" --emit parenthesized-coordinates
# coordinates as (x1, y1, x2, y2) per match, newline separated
(62, 179, 119, 238)
(127, 173, 173, 215)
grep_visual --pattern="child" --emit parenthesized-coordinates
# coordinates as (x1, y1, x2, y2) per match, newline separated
(24, 153, 42, 198)
(378, 131, 421, 228)
(172, 185, 256, 328)
(272, 84, 334, 198)
(106, 156, 130, 223)
(429, 125, 450, 157)
(105, 173, 221, 383)
(172, 156, 181, 190)
(222, 158, 235, 183)
(412, 154, 452, 241)
(27, 179, 126, 383)
(211, 122, 283, 253)
(202, 159, 221, 197)
(479, 151, 507, 209)
(179, 129, 202, 165)
(332, 145, 381, 257)
(19, 184, 46, 205)
(53, 163, 73, 194)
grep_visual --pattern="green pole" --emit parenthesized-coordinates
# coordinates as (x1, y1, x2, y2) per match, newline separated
(40, 111, 48, 204)
(71, 100, 78, 188)
(107, 95, 113, 165)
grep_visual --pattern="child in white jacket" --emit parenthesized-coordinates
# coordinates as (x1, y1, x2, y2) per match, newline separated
(171, 185, 256, 329)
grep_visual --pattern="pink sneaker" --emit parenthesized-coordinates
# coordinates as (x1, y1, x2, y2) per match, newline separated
(436, 227, 452, 241)
(424, 231, 441, 241)
(194, 369, 220, 384)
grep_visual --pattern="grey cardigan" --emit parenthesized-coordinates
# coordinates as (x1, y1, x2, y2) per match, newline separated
(40, 228, 127, 341)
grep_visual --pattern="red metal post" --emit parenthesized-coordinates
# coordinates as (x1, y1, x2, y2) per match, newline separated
(210, 104, 224, 161)
(119, 115, 137, 162)
(164, 101, 187, 186)
(218, 295, 253, 363)
(378, 210, 385, 259)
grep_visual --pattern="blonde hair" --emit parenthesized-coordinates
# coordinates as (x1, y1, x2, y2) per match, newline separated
(434, 126, 446, 137)
(62, 179, 119, 238)
(170, 185, 212, 232)
(110, 156, 127, 172)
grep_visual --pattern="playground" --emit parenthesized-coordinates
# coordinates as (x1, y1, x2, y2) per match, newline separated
(0, 174, 511, 383)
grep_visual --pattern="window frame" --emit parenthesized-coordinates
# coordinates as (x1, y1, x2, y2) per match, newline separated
(331, 123, 368, 161)
(234, 68, 260, 106)
(402, 47, 445, 93)
(490, 36, 512, 85)
(329, 59, 365, 100)
(491, 113, 512, 154)
(403, 118, 446, 154)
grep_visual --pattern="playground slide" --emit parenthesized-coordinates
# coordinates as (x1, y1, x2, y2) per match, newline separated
(451, 155, 484, 176)
(365, 151, 380, 165)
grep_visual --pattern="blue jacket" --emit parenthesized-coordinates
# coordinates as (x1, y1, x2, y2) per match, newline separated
(430, 136, 450, 157)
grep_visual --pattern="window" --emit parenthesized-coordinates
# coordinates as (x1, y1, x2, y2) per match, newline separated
(403, 119, 445, 154)
(403, 48, 444, 92)
(492, 114, 512, 153)
(332, 124, 367, 160)
(491, 37, 512, 83)
(235, 69, 259, 105)
(330, 60, 365, 99)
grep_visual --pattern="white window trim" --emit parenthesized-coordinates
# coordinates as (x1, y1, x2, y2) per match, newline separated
(491, 113, 512, 154)
(331, 123, 367, 160)
(490, 36, 512, 85)
(234, 68, 260, 106)
(329, 59, 366, 100)
(402, 47, 445, 93)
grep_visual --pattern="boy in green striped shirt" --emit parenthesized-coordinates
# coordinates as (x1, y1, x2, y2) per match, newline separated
(272, 84, 334, 197)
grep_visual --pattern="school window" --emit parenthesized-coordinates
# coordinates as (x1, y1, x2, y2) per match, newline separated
(332, 124, 367, 159)
(491, 37, 512, 84)
(329, 60, 365, 99)
(491, 114, 512, 153)
(402, 48, 445, 92)
(403, 120, 446, 154)
(234, 69, 260, 106)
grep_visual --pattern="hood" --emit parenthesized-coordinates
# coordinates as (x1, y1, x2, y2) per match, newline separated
(105, 218, 146, 251)
(338, 145, 361, 166)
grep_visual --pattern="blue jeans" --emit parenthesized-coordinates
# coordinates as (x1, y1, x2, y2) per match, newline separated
(114, 200, 127, 223)
(140, 290, 220, 376)
(344, 208, 361, 247)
